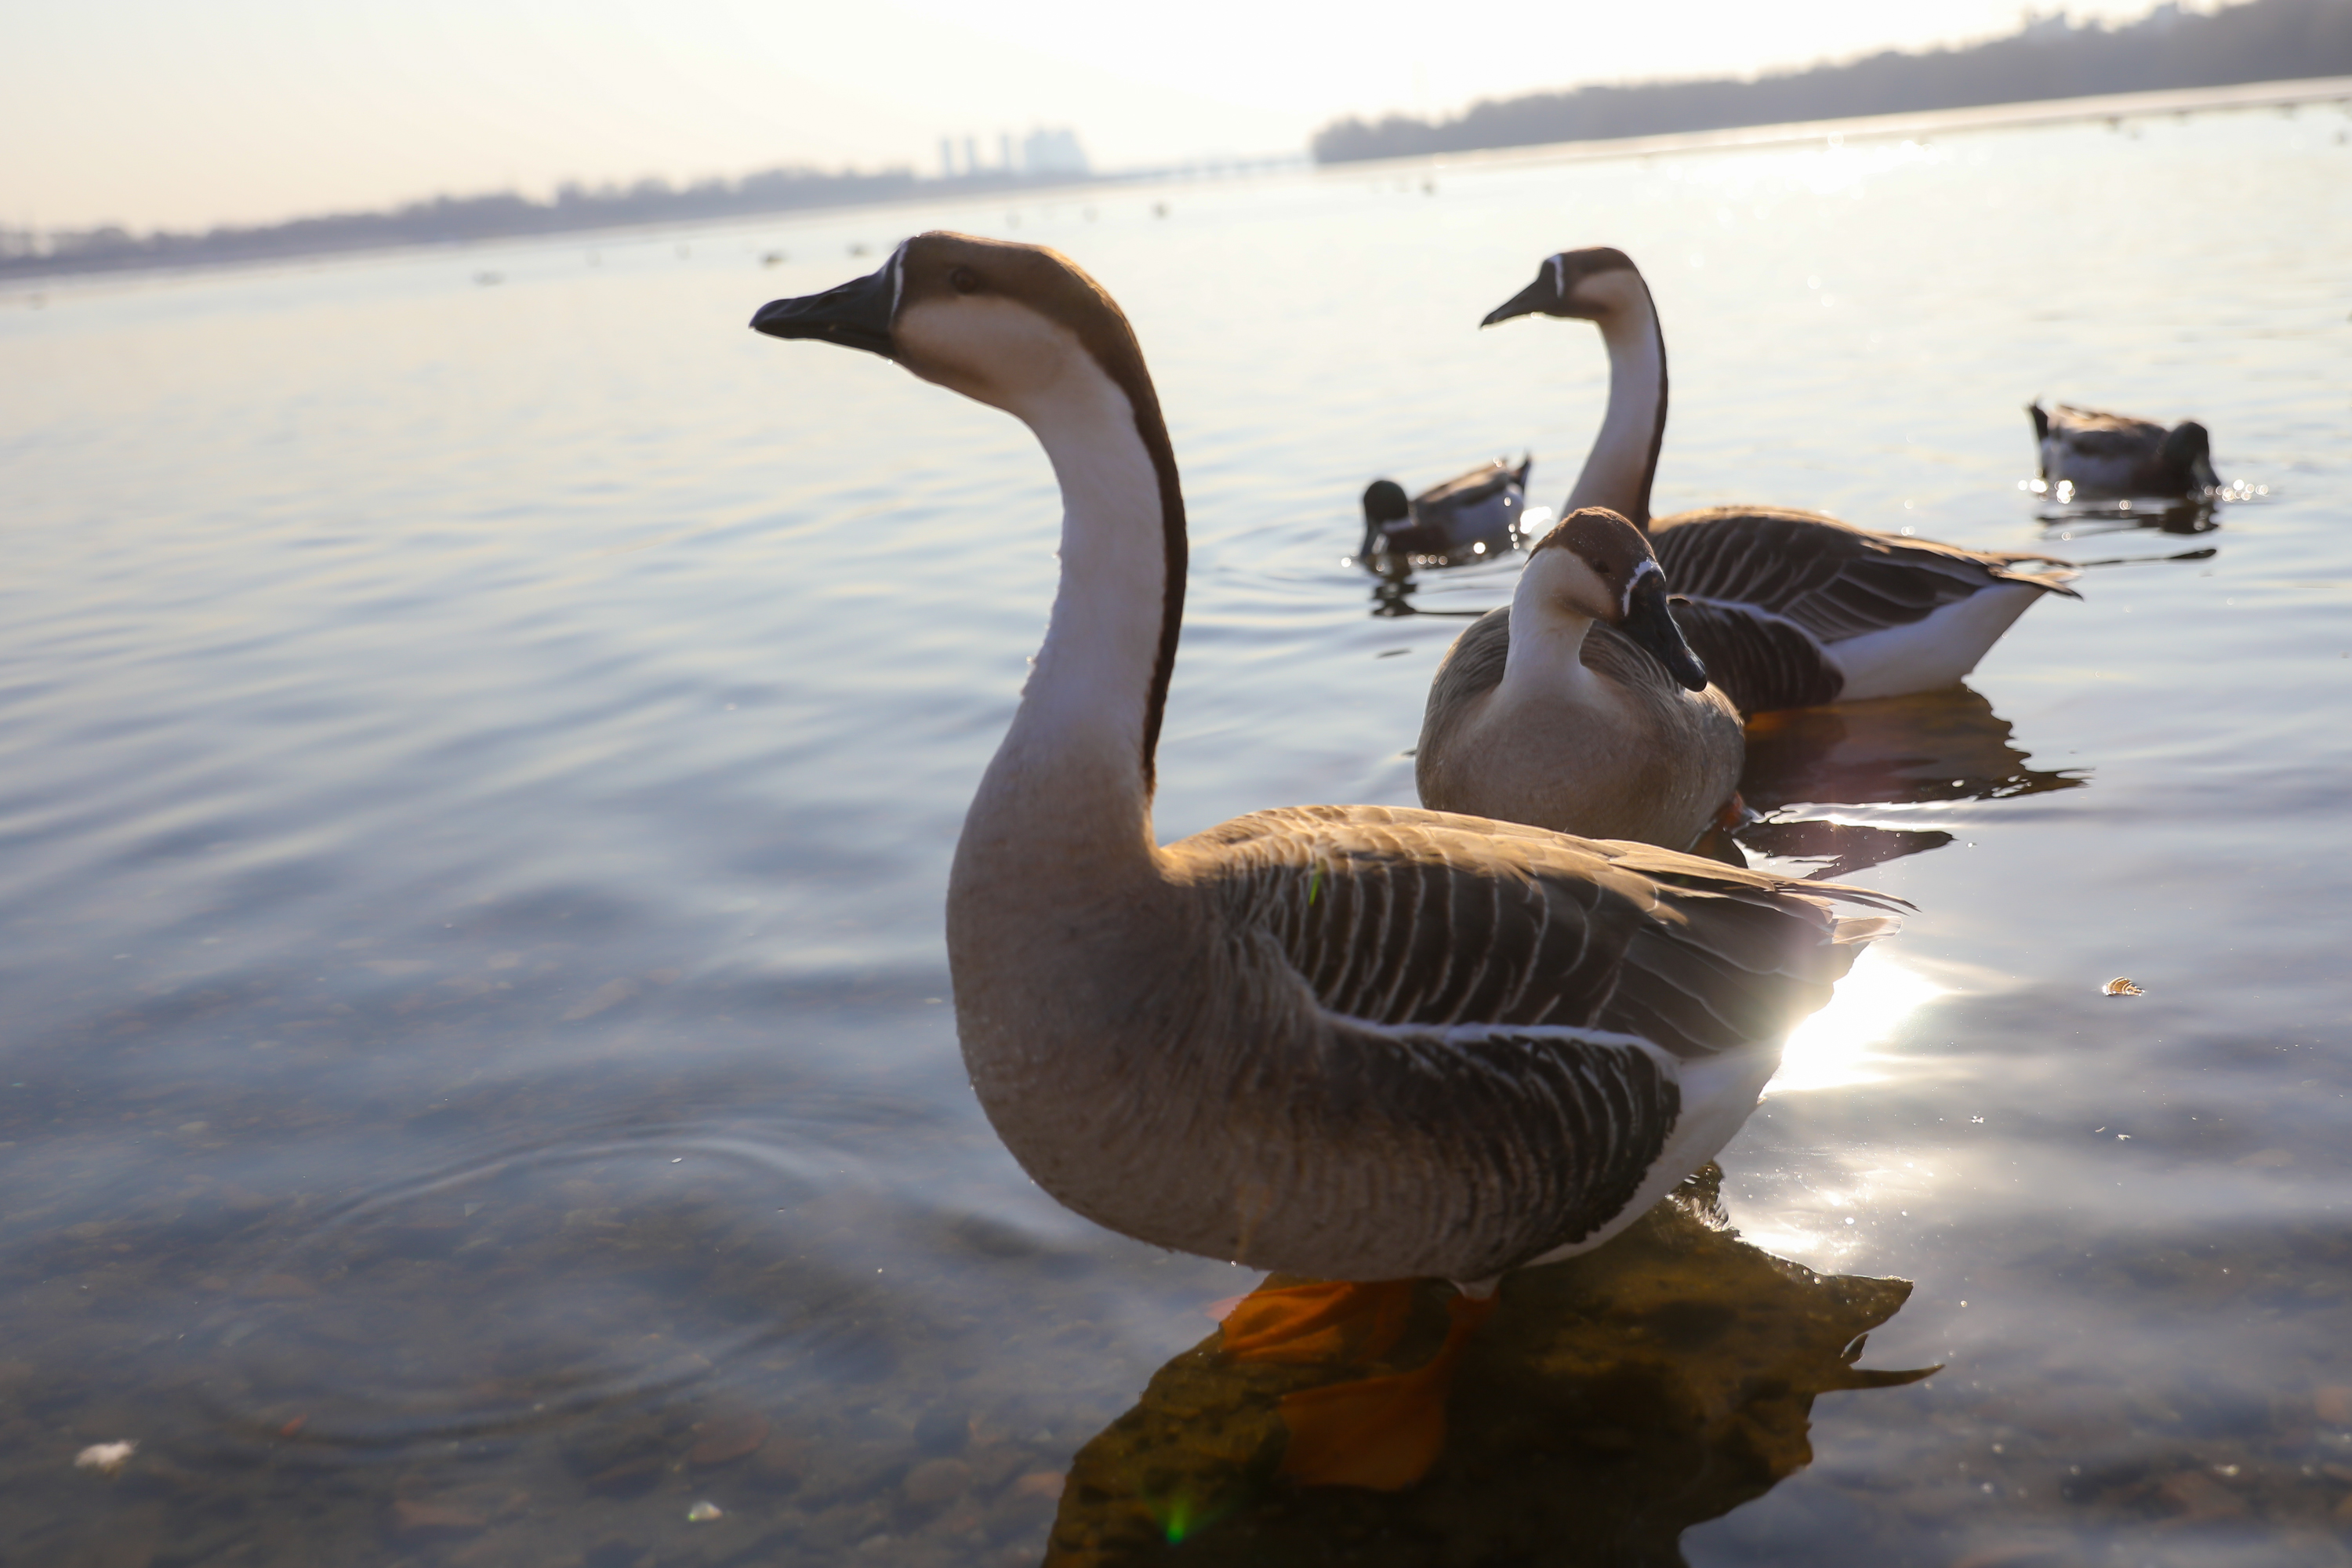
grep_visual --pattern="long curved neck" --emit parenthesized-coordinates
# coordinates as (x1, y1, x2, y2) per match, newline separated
(1495, 560, 1600, 710)
(1561, 279, 1668, 529)
(964, 365, 1185, 881)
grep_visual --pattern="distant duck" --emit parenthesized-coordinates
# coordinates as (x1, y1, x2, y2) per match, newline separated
(1417, 507, 1744, 851)
(1359, 457, 1532, 566)
(1483, 249, 2079, 715)
(753, 233, 1901, 1485)
(2030, 401, 2220, 500)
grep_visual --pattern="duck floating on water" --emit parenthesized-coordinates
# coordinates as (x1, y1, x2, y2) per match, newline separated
(752, 234, 1903, 1484)
(1416, 506, 1744, 851)
(2029, 401, 2220, 501)
(1359, 457, 1533, 568)
(1484, 249, 2079, 715)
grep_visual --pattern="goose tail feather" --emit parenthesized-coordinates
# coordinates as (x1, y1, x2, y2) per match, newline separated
(1830, 914, 1904, 946)
(1991, 560, 2085, 599)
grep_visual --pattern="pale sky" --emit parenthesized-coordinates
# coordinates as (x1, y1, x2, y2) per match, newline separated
(3, 0, 2176, 232)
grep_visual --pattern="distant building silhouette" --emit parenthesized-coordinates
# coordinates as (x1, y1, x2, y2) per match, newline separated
(930, 126, 1091, 180)
(1022, 128, 1091, 176)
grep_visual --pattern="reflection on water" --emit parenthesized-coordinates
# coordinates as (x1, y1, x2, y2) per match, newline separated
(1766, 949, 1947, 1097)
(1363, 568, 1495, 620)
(1735, 686, 2082, 877)
(1044, 1171, 1929, 1566)
(2031, 474, 2270, 537)
(4, 96, 2350, 1567)
(2038, 496, 2221, 535)
(1740, 687, 2082, 813)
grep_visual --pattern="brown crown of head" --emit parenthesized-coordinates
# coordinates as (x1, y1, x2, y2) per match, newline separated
(1528, 506, 1661, 615)
(753, 230, 1166, 433)
(902, 233, 1163, 416)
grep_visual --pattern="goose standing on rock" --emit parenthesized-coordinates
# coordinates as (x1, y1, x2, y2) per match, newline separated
(751, 234, 1904, 1486)
(1416, 506, 1744, 850)
(2030, 401, 2220, 500)
(1484, 249, 2080, 714)
(1359, 457, 1534, 567)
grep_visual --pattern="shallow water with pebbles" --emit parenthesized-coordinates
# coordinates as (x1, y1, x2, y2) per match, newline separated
(3, 96, 2350, 1566)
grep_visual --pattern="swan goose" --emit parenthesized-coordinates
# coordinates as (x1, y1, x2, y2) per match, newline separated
(1359, 457, 1533, 566)
(1416, 506, 1744, 851)
(750, 232, 1903, 1294)
(1486, 249, 2080, 715)
(2030, 401, 2220, 501)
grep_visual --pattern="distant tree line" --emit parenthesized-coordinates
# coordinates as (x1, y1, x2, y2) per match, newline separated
(1, 165, 947, 281)
(1312, 0, 2352, 163)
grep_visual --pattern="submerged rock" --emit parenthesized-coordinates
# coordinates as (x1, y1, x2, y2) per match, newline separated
(1043, 1169, 1930, 1566)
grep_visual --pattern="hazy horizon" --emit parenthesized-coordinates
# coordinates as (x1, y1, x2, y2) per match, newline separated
(8, 0, 2184, 233)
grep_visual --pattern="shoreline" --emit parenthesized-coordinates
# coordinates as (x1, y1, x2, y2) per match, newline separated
(1313, 71, 2352, 179)
(6, 72, 2347, 292)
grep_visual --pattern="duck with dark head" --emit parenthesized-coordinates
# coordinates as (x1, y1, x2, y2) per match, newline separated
(2030, 401, 2220, 501)
(1357, 458, 1534, 569)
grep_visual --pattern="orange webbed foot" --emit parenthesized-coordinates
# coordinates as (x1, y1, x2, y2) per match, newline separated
(1276, 1292, 1497, 1490)
(1218, 1279, 1415, 1366)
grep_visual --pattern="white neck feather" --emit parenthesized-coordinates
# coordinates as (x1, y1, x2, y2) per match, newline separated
(967, 360, 1169, 866)
(1561, 281, 1666, 526)
(1497, 554, 1602, 710)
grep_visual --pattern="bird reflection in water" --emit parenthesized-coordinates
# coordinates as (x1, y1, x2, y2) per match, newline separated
(2036, 492, 2220, 536)
(1363, 568, 1504, 621)
(1041, 1168, 1930, 1566)
(1720, 685, 2085, 878)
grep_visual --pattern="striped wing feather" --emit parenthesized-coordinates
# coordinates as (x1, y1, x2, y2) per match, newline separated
(1664, 596, 1845, 712)
(1176, 804, 1903, 1058)
(2048, 405, 2167, 457)
(1303, 1012, 1683, 1271)
(1650, 506, 2078, 644)
(1416, 463, 1518, 513)
(1163, 806, 1903, 1275)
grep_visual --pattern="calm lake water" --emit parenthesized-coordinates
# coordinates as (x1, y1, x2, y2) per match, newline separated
(4, 98, 2350, 1567)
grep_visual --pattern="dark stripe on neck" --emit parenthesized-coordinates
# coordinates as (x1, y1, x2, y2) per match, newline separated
(1634, 272, 1667, 532)
(1135, 408, 1186, 797)
(1073, 328, 1185, 800)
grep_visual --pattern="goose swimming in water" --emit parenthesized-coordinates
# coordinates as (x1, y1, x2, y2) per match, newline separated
(1483, 249, 2080, 714)
(2030, 401, 2220, 501)
(1359, 457, 1532, 567)
(752, 234, 1904, 1483)
(1416, 506, 1744, 851)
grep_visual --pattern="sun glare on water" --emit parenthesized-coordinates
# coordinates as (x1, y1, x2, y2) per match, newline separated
(1763, 946, 1946, 1096)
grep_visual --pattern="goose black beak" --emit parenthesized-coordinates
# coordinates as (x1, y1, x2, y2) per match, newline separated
(751, 258, 898, 358)
(1481, 274, 1555, 328)
(1621, 574, 1710, 692)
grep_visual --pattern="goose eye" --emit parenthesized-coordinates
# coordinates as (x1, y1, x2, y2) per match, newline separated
(949, 266, 981, 295)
